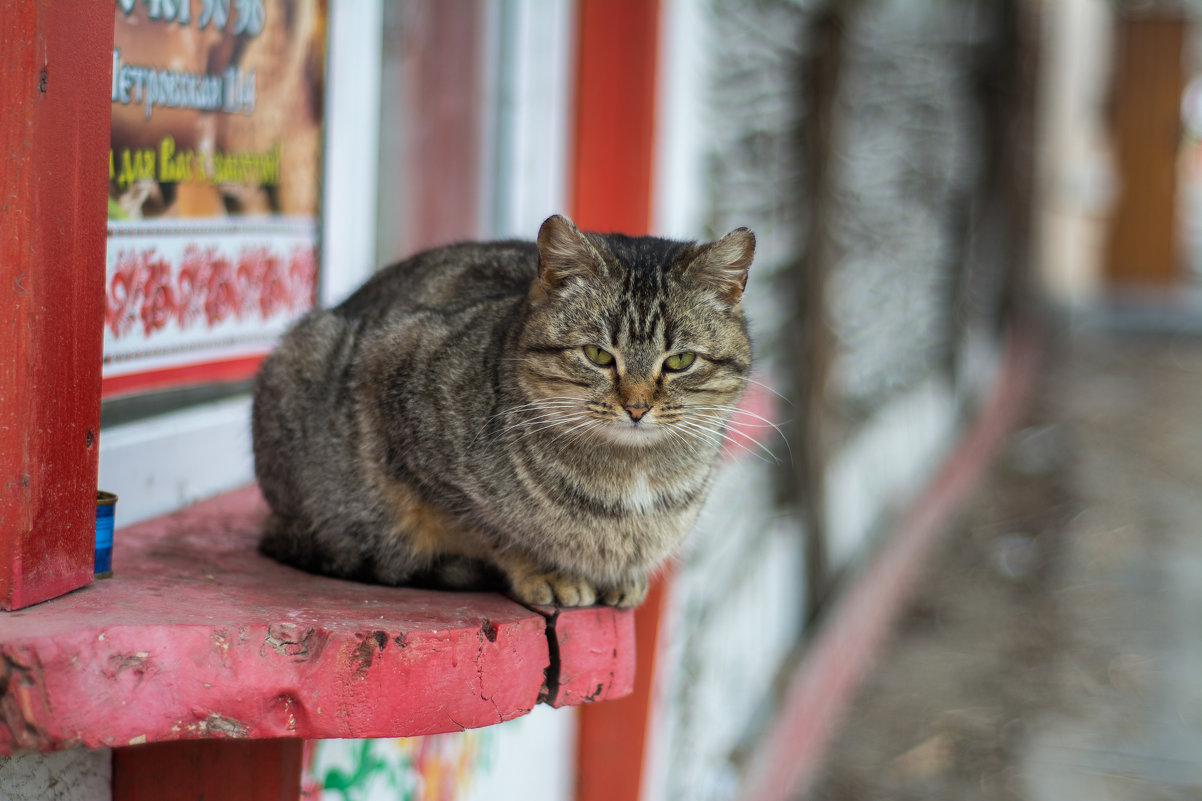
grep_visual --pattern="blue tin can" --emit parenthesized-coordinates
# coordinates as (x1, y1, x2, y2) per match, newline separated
(95, 491, 117, 579)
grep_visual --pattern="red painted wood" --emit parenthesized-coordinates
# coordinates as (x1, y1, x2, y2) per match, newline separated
(535, 605, 636, 708)
(570, 0, 662, 237)
(101, 356, 265, 399)
(0, 2, 112, 610)
(739, 328, 1041, 801)
(113, 739, 303, 801)
(0, 486, 634, 753)
(570, 4, 664, 801)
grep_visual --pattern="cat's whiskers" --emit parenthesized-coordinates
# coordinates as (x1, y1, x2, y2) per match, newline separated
(510, 407, 585, 426)
(658, 421, 704, 456)
(470, 397, 585, 445)
(557, 417, 606, 447)
(722, 426, 785, 464)
(682, 402, 778, 422)
(501, 399, 583, 420)
(501, 396, 669, 448)
(682, 403, 792, 463)
(741, 376, 793, 406)
(495, 396, 582, 416)
(671, 419, 727, 453)
(505, 411, 591, 439)
(673, 418, 745, 461)
(525, 416, 612, 460)
(673, 416, 781, 464)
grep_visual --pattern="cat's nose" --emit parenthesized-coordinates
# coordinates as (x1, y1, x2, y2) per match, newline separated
(624, 402, 650, 422)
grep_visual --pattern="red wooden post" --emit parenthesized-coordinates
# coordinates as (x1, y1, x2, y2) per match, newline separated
(570, 0, 661, 238)
(570, 3, 664, 801)
(0, 2, 113, 611)
(113, 740, 303, 801)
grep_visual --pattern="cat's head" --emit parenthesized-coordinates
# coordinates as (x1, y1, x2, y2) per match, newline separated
(514, 214, 754, 448)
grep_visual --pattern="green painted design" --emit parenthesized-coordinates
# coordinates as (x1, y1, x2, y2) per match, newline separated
(321, 739, 404, 801)
(311, 727, 500, 800)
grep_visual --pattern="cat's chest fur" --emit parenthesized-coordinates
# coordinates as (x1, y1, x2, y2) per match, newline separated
(581, 452, 710, 520)
(483, 443, 714, 585)
(619, 471, 661, 515)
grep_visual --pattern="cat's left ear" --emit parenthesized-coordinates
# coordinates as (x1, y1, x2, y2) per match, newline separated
(685, 227, 755, 304)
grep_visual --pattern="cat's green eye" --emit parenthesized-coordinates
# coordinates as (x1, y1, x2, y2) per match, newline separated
(583, 345, 615, 367)
(663, 352, 697, 372)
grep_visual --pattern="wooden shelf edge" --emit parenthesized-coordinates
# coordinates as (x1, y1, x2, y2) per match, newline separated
(0, 486, 634, 754)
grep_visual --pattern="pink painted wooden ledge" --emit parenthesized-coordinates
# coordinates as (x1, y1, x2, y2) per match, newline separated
(0, 486, 634, 753)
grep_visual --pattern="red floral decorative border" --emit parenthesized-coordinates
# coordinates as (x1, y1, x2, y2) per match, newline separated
(106, 242, 316, 340)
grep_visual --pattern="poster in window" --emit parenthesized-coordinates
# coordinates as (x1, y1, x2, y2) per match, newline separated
(104, 0, 326, 398)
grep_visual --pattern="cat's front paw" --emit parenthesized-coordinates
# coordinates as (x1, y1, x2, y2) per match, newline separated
(510, 570, 598, 607)
(601, 574, 648, 608)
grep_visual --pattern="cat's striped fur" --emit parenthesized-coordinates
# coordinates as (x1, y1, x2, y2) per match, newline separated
(252, 215, 754, 607)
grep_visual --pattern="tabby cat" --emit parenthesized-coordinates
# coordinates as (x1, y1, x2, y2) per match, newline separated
(252, 214, 754, 607)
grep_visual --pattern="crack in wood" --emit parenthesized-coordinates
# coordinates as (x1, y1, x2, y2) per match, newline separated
(538, 609, 563, 706)
(471, 627, 508, 724)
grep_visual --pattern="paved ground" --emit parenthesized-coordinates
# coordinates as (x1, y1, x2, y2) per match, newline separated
(808, 328, 1202, 800)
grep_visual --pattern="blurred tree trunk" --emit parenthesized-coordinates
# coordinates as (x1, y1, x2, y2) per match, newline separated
(790, 0, 855, 620)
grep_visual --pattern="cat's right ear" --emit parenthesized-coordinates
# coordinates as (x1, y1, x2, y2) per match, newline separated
(683, 227, 755, 305)
(533, 214, 605, 301)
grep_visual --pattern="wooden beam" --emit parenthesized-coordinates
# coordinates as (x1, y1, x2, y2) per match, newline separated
(0, 1, 113, 610)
